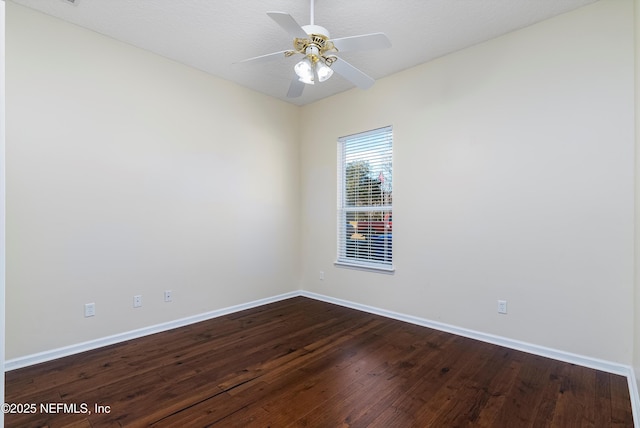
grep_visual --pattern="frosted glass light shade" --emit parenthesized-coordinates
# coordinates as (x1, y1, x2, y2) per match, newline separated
(294, 58, 314, 85)
(317, 62, 333, 82)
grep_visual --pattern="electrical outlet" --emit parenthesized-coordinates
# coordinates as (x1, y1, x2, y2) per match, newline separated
(319, 271, 324, 280)
(84, 303, 95, 317)
(164, 290, 172, 302)
(497, 300, 507, 314)
(133, 295, 142, 308)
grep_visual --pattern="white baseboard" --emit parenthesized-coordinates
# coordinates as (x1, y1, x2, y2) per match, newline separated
(4, 291, 299, 372)
(299, 290, 640, 427)
(5, 289, 640, 427)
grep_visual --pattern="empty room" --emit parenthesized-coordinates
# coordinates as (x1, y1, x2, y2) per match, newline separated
(4, 0, 640, 426)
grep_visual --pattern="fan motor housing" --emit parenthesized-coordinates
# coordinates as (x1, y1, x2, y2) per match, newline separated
(302, 24, 330, 39)
(295, 25, 336, 58)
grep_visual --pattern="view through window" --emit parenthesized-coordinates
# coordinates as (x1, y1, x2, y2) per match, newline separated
(337, 126, 393, 270)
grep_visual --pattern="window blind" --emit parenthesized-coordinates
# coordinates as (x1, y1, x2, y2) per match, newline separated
(337, 126, 393, 270)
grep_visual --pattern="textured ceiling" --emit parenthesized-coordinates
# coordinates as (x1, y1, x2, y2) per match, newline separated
(11, 0, 598, 106)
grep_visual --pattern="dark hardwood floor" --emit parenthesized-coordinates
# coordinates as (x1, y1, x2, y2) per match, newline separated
(5, 297, 634, 427)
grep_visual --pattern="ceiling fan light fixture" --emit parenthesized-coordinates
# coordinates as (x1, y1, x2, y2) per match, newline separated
(317, 61, 333, 82)
(294, 57, 314, 84)
(241, 2, 391, 98)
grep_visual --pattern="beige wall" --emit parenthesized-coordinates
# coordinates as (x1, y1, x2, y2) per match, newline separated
(6, 0, 638, 369)
(634, 0, 640, 386)
(300, 0, 635, 363)
(1, 0, 6, 418)
(6, 3, 301, 359)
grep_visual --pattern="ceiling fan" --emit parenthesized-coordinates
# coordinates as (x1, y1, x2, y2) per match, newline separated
(238, 0, 391, 98)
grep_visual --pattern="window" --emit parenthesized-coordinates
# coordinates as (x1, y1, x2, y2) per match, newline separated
(337, 126, 393, 271)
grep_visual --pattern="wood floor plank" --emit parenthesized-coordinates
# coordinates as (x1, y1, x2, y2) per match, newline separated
(489, 354, 559, 426)
(291, 338, 437, 427)
(470, 350, 523, 427)
(549, 363, 597, 427)
(362, 336, 485, 426)
(610, 372, 636, 426)
(426, 345, 520, 427)
(4, 297, 633, 427)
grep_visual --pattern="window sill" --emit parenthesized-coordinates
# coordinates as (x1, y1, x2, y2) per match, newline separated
(334, 261, 395, 274)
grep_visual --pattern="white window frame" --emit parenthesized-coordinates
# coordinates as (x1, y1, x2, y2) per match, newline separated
(335, 126, 393, 273)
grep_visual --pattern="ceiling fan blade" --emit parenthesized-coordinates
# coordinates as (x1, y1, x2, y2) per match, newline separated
(331, 57, 375, 90)
(235, 50, 291, 64)
(267, 11, 309, 40)
(287, 75, 305, 98)
(330, 32, 391, 52)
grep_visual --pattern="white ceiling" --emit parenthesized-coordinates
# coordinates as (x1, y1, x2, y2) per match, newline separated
(11, 0, 598, 106)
